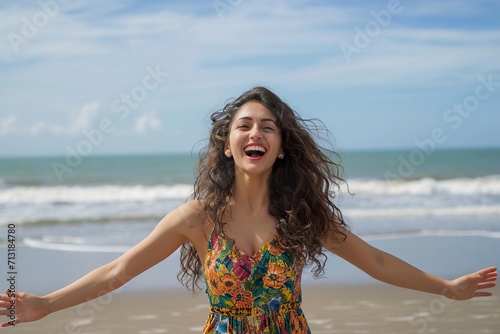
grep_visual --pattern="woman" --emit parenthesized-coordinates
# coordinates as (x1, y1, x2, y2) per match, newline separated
(0, 87, 497, 333)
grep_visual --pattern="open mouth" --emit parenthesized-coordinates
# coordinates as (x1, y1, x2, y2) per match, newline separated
(244, 145, 267, 157)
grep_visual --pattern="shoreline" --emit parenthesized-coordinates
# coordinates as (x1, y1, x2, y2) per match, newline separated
(10, 233, 500, 296)
(11, 284, 500, 333)
(3, 236, 499, 333)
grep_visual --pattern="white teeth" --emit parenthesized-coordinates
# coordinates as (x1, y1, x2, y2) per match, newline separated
(244, 145, 266, 153)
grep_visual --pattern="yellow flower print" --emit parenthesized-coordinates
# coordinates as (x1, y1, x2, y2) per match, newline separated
(263, 263, 287, 289)
(268, 238, 284, 256)
(231, 290, 253, 308)
(219, 274, 240, 294)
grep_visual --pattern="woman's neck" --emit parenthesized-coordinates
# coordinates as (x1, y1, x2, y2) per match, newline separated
(231, 172, 270, 214)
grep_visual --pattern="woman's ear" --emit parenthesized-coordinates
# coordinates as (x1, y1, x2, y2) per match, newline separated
(224, 142, 232, 158)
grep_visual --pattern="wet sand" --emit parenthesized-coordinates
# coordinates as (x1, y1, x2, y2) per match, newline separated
(10, 284, 499, 334)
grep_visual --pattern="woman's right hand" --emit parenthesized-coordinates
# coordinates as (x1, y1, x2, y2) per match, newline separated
(0, 289, 49, 327)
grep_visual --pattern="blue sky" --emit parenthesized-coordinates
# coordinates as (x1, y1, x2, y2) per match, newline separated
(0, 0, 499, 156)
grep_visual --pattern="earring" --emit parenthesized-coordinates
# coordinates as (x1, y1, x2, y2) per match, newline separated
(225, 150, 232, 158)
(278, 153, 284, 159)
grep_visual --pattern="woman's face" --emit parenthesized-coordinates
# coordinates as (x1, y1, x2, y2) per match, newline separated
(225, 101, 283, 178)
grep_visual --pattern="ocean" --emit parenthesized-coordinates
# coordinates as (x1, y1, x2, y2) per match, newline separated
(1, 148, 499, 292)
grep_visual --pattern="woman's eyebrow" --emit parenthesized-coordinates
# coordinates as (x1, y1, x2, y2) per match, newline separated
(236, 116, 277, 124)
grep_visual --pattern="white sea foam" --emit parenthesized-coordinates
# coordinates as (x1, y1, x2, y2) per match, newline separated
(1, 177, 498, 228)
(361, 229, 500, 241)
(345, 205, 500, 218)
(0, 184, 193, 204)
(24, 237, 130, 252)
(20, 230, 499, 253)
(21, 236, 188, 254)
(346, 176, 500, 196)
(1, 176, 498, 205)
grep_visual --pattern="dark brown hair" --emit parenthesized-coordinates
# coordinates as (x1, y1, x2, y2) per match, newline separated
(178, 86, 348, 292)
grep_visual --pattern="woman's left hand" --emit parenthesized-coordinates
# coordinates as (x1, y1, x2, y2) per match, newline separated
(445, 266, 497, 300)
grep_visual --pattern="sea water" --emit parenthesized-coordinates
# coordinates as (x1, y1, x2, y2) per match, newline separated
(0, 148, 499, 289)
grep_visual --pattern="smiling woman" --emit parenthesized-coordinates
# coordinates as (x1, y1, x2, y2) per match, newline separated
(184, 87, 348, 291)
(0, 87, 496, 334)
(225, 101, 284, 174)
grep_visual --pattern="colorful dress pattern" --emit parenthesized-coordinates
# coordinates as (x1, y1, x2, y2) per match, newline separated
(202, 229, 311, 334)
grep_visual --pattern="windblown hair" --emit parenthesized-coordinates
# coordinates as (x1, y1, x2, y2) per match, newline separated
(178, 86, 348, 293)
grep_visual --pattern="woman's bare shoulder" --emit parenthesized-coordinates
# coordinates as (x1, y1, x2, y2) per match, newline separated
(167, 200, 209, 234)
(178, 199, 203, 218)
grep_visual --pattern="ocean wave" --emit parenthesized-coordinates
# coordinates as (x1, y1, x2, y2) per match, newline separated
(0, 213, 164, 226)
(0, 184, 193, 204)
(19, 230, 500, 253)
(3, 204, 498, 227)
(1, 176, 499, 205)
(361, 229, 500, 241)
(346, 175, 500, 196)
(1, 177, 499, 226)
(345, 205, 500, 218)
(23, 237, 131, 252)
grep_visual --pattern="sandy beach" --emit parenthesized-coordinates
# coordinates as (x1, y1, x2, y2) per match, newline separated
(3, 236, 499, 334)
(9, 284, 499, 334)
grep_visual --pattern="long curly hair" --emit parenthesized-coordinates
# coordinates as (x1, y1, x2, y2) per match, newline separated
(178, 86, 348, 293)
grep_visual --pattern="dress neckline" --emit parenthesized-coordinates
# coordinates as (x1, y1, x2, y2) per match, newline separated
(230, 234, 278, 259)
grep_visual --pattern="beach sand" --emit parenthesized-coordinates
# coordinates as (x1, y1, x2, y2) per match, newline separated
(4, 243, 499, 334)
(10, 284, 499, 334)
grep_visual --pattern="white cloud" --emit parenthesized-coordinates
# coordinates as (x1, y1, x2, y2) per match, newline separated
(134, 111, 162, 134)
(0, 115, 17, 136)
(28, 121, 46, 136)
(2, 1, 498, 88)
(0, 103, 99, 137)
(51, 102, 100, 135)
(71, 102, 100, 132)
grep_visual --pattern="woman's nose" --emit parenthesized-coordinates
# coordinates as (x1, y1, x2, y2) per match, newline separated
(249, 124, 262, 139)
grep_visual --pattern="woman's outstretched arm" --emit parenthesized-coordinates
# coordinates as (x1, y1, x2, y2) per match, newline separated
(324, 230, 497, 300)
(0, 201, 200, 327)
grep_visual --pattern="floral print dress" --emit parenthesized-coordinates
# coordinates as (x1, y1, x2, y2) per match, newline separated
(202, 229, 311, 334)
